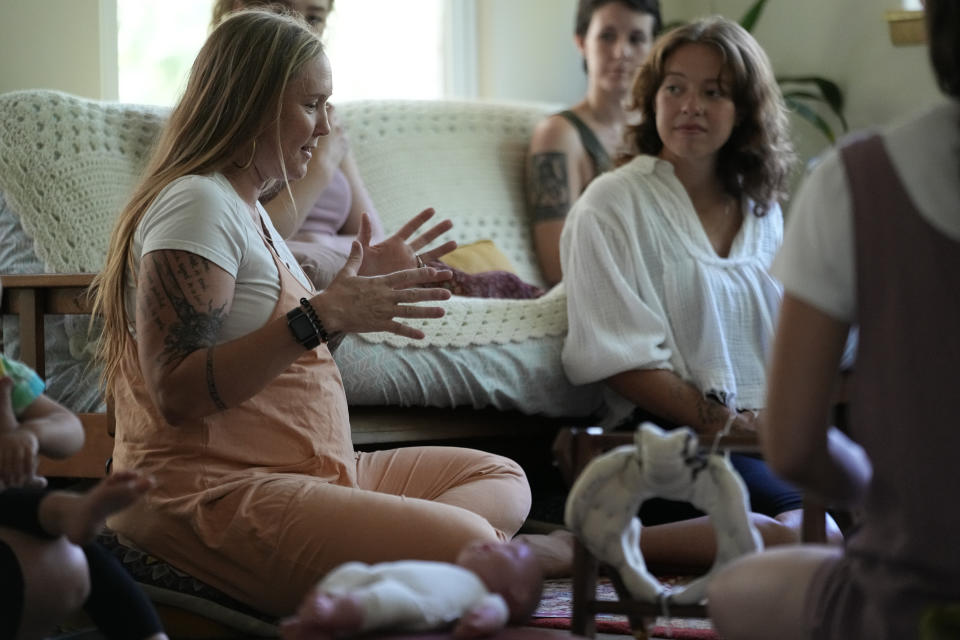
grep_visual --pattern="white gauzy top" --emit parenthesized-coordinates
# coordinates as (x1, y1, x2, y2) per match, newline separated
(125, 173, 312, 342)
(773, 100, 960, 321)
(560, 155, 783, 425)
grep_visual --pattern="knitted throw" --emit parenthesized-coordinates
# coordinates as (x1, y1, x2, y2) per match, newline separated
(355, 283, 567, 348)
(0, 89, 167, 272)
(0, 90, 566, 347)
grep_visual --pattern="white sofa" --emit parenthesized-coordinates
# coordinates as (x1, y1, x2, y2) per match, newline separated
(0, 89, 603, 477)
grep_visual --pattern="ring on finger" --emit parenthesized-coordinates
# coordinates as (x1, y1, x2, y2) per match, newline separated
(416, 254, 425, 269)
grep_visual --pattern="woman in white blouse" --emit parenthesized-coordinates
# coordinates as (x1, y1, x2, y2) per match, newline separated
(557, 16, 833, 570)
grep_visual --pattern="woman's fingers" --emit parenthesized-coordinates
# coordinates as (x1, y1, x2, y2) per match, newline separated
(383, 266, 454, 290)
(392, 207, 436, 241)
(384, 322, 426, 341)
(357, 213, 373, 248)
(418, 240, 458, 263)
(408, 219, 454, 252)
(340, 241, 364, 278)
(391, 303, 447, 319)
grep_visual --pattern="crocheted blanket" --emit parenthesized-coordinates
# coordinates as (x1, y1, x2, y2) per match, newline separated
(356, 283, 567, 348)
(0, 90, 566, 347)
(0, 89, 167, 272)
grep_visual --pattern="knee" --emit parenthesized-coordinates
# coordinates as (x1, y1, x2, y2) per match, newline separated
(751, 511, 802, 547)
(489, 454, 533, 531)
(11, 534, 91, 636)
(706, 556, 759, 638)
(43, 537, 92, 613)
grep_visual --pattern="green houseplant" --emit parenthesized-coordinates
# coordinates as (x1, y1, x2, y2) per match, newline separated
(741, 0, 847, 143)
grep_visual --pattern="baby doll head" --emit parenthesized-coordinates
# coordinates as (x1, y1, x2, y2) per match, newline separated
(456, 539, 544, 624)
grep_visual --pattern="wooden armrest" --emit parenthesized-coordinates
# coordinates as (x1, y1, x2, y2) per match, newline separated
(2, 273, 111, 478)
(1, 272, 97, 377)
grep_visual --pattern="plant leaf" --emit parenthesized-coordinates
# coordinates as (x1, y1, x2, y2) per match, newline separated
(739, 0, 769, 32)
(777, 75, 848, 129)
(781, 90, 826, 102)
(785, 95, 837, 144)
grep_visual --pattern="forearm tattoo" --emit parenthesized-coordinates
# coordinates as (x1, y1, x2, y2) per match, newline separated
(666, 379, 728, 434)
(696, 393, 730, 432)
(206, 347, 228, 411)
(141, 252, 227, 370)
(527, 152, 571, 222)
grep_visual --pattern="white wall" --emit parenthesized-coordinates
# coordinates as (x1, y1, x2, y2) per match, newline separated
(1, 0, 940, 160)
(0, 0, 117, 99)
(474, 0, 939, 169)
(475, 0, 583, 106)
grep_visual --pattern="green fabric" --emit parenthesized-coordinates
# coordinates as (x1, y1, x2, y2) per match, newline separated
(0, 355, 45, 416)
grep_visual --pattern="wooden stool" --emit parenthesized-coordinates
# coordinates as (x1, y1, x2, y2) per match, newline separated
(557, 427, 829, 639)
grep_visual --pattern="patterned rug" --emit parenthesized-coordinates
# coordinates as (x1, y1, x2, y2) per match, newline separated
(529, 578, 718, 639)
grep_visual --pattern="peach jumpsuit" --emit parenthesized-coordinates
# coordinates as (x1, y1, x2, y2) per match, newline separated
(107, 233, 532, 617)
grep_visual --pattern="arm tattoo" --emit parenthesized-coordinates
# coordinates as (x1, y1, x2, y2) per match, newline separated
(527, 152, 571, 222)
(206, 347, 228, 411)
(695, 392, 730, 432)
(143, 252, 227, 368)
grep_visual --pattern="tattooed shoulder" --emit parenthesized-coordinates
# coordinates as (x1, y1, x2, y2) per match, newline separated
(528, 152, 571, 222)
(141, 251, 229, 367)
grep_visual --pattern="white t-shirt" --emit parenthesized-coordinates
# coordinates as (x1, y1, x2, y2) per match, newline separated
(772, 101, 960, 321)
(125, 173, 313, 342)
(319, 560, 509, 632)
(561, 155, 783, 425)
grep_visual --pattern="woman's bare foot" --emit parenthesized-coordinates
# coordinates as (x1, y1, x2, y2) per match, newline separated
(40, 471, 154, 544)
(514, 529, 575, 578)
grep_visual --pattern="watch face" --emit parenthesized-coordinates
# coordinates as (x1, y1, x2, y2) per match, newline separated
(288, 308, 319, 348)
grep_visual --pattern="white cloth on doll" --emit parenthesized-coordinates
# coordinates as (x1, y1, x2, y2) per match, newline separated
(318, 560, 509, 633)
(564, 422, 762, 605)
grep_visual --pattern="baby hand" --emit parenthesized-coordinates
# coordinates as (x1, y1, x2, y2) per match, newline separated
(0, 375, 18, 433)
(0, 428, 43, 489)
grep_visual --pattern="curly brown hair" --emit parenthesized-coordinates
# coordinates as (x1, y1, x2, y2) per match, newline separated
(622, 16, 794, 216)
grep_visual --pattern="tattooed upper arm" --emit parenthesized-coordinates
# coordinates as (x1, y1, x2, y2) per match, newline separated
(527, 152, 572, 222)
(136, 250, 234, 371)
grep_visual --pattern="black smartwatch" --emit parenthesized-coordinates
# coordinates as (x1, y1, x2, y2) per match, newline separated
(286, 305, 321, 350)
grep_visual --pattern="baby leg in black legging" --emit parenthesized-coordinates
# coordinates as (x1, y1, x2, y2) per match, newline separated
(0, 486, 50, 537)
(82, 542, 164, 639)
(0, 488, 163, 639)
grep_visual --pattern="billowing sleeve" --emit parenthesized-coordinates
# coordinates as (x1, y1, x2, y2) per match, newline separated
(771, 150, 855, 323)
(560, 179, 673, 385)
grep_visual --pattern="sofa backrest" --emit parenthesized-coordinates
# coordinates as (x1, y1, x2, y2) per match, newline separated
(0, 89, 168, 273)
(340, 99, 555, 288)
(0, 90, 555, 286)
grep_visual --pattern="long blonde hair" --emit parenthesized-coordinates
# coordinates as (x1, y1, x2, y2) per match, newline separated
(91, 10, 323, 393)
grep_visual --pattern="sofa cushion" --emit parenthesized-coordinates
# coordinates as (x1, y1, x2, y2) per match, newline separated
(340, 99, 556, 289)
(440, 239, 518, 275)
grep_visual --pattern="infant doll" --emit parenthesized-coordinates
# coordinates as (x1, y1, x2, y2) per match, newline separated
(281, 539, 544, 639)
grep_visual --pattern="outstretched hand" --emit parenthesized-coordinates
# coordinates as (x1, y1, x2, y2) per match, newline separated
(357, 209, 457, 277)
(313, 240, 453, 340)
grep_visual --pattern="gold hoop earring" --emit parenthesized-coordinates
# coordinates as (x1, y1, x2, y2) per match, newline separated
(234, 139, 256, 170)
